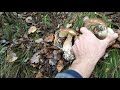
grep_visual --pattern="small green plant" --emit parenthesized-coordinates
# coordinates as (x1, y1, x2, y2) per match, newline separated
(42, 14, 52, 27)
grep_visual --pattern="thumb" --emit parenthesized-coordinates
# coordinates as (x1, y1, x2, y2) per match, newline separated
(102, 33, 118, 45)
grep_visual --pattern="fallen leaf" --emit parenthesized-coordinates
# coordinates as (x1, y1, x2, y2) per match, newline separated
(6, 50, 18, 63)
(57, 60, 64, 72)
(66, 23, 72, 28)
(49, 59, 57, 66)
(35, 72, 43, 78)
(28, 26, 37, 34)
(25, 16, 33, 23)
(30, 64, 38, 67)
(112, 43, 120, 48)
(46, 52, 54, 59)
(44, 33, 54, 42)
(30, 52, 40, 64)
(83, 16, 89, 22)
(23, 33, 29, 39)
(38, 65, 42, 69)
(53, 50, 61, 60)
(35, 38, 43, 43)
(40, 48, 49, 54)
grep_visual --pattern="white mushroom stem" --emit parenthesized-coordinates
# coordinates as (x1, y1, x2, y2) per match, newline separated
(62, 34, 75, 61)
(63, 34, 73, 51)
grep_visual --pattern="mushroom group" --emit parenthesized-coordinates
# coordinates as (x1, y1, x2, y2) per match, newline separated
(54, 17, 120, 61)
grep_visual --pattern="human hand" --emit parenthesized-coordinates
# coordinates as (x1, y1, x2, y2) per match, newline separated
(69, 27, 118, 78)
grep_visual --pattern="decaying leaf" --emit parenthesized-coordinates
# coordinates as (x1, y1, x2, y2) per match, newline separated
(25, 16, 33, 23)
(40, 48, 49, 54)
(28, 26, 37, 34)
(53, 50, 61, 60)
(49, 59, 57, 66)
(30, 52, 40, 64)
(35, 71, 43, 78)
(46, 52, 54, 59)
(35, 38, 43, 43)
(112, 43, 120, 48)
(6, 50, 18, 63)
(57, 60, 64, 72)
(66, 23, 72, 28)
(44, 33, 54, 42)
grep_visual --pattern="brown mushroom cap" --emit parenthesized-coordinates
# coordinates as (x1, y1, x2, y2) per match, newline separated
(68, 29, 79, 36)
(84, 18, 108, 28)
(59, 28, 79, 37)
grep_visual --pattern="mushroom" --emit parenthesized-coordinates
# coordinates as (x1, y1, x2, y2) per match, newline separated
(62, 29, 78, 61)
(59, 28, 79, 38)
(83, 17, 116, 39)
(84, 18, 108, 29)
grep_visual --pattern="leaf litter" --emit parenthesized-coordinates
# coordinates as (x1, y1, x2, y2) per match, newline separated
(1, 12, 120, 78)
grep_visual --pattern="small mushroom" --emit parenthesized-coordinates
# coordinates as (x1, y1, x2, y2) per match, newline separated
(62, 29, 78, 61)
(59, 28, 79, 38)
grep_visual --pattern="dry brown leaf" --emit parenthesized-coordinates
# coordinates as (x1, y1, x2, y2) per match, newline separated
(66, 23, 72, 28)
(112, 43, 120, 48)
(57, 60, 64, 72)
(40, 48, 49, 54)
(28, 26, 37, 34)
(44, 33, 54, 42)
(38, 65, 42, 69)
(54, 33, 59, 46)
(46, 52, 54, 59)
(53, 50, 61, 60)
(35, 38, 43, 43)
(35, 72, 43, 78)
(25, 16, 33, 23)
(30, 52, 40, 64)
(30, 64, 38, 67)
(6, 50, 18, 63)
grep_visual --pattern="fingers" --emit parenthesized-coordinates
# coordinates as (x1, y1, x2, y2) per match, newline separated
(80, 27, 93, 35)
(102, 33, 118, 46)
